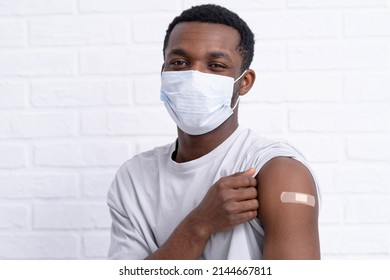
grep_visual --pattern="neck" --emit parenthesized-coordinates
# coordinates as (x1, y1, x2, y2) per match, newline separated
(174, 115, 238, 163)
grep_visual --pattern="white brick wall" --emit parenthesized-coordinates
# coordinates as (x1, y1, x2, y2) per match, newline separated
(0, 0, 389, 260)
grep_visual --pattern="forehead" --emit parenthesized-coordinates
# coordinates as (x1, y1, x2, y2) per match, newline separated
(165, 22, 241, 58)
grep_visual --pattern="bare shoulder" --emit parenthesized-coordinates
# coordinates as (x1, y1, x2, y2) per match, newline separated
(257, 156, 317, 197)
(256, 156, 320, 259)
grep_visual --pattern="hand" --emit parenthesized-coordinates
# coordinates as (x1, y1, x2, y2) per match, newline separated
(189, 168, 258, 237)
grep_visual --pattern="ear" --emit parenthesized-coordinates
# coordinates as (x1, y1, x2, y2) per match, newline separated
(239, 69, 256, 96)
(161, 63, 165, 73)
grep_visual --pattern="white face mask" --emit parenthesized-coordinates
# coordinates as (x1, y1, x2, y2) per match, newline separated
(160, 70, 246, 135)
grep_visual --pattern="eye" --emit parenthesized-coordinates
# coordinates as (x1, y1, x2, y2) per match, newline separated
(209, 63, 227, 70)
(170, 60, 188, 67)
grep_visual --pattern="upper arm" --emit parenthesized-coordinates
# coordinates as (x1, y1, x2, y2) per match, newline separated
(256, 157, 320, 260)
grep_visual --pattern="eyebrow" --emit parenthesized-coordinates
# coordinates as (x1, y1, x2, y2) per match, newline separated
(208, 51, 233, 62)
(168, 48, 187, 57)
(167, 48, 233, 62)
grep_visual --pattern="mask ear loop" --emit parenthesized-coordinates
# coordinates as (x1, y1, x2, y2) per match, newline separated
(231, 70, 247, 109)
(234, 70, 247, 83)
(231, 96, 240, 110)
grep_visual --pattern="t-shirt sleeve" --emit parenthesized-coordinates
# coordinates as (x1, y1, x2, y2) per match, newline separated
(106, 167, 151, 260)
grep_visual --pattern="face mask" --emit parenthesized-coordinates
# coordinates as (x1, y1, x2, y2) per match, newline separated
(160, 70, 246, 135)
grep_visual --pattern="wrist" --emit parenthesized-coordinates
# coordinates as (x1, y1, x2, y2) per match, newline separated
(184, 211, 212, 243)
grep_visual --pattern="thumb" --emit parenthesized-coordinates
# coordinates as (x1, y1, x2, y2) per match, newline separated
(231, 167, 257, 177)
(243, 167, 256, 177)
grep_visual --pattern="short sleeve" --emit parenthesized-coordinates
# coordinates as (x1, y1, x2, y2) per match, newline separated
(107, 199, 151, 259)
(106, 166, 153, 259)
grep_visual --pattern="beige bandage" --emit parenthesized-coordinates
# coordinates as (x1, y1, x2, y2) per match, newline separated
(280, 192, 315, 207)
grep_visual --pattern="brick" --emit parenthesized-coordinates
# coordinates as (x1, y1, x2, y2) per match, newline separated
(82, 232, 110, 258)
(333, 167, 390, 193)
(34, 202, 110, 229)
(31, 81, 130, 107)
(0, 205, 29, 229)
(0, 173, 78, 198)
(318, 195, 343, 224)
(289, 105, 390, 132)
(0, 145, 26, 168)
(0, 51, 75, 77)
(34, 142, 133, 167)
(0, 82, 27, 108)
(0, 234, 79, 259)
(311, 166, 334, 194)
(253, 44, 284, 71)
(287, 136, 342, 162)
(80, 49, 162, 75)
(105, 84, 131, 105)
(347, 137, 390, 161)
(30, 17, 128, 46)
(247, 12, 340, 39)
(320, 227, 389, 255)
(345, 75, 390, 102)
(239, 104, 285, 132)
(132, 15, 172, 44)
(134, 75, 162, 105)
(0, 0, 74, 15)
(82, 171, 115, 198)
(0, 20, 26, 46)
(246, 73, 343, 103)
(345, 12, 390, 37)
(81, 109, 176, 136)
(0, 113, 76, 138)
(346, 198, 390, 224)
(287, 0, 388, 8)
(0, 0, 387, 262)
(287, 43, 388, 70)
(79, 0, 178, 13)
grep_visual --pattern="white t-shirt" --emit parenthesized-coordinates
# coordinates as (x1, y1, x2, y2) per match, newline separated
(107, 126, 318, 259)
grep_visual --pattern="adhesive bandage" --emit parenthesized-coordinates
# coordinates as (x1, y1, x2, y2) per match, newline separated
(280, 192, 315, 207)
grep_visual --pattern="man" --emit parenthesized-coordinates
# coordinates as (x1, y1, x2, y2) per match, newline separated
(107, 4, 320, 260)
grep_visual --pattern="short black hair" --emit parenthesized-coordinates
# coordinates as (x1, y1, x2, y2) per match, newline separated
(163, 4, 255, 71)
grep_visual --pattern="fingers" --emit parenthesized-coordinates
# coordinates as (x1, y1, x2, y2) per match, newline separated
(218, 172, 257, 190)
(230, 176, 257, 189)
(223, 203, 258, 226)
(214, 180, 257, 203)
(234, 210, 258, 223)
(194, 169, 260, 234)
(231, 167, 256, 177)
(227, 198, 259, 214)
(243, 167, 256, 177)
(212, 168, 258, 203)
(235, 186, 257, 201)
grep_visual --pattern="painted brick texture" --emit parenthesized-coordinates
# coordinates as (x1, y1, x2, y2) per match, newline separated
(0, 0, 389, 259)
